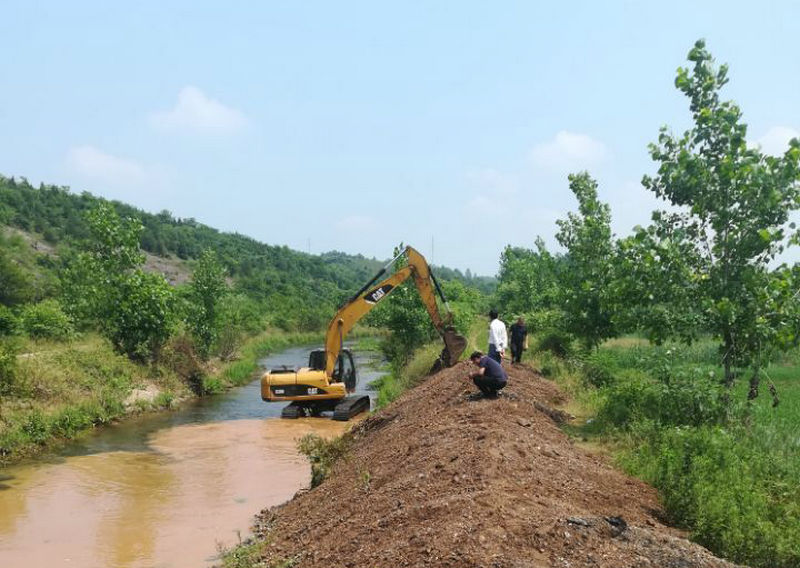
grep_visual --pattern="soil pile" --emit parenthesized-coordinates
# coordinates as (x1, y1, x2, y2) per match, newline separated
(250, 363, 742, 567)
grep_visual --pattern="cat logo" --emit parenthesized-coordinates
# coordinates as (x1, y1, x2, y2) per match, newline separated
(364, 284, 394, 304)
(307, 387, 318, 395)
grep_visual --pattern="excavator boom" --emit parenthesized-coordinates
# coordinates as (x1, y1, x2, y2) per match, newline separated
(261, 245, 467, 420)
(323, 246, 466, 376)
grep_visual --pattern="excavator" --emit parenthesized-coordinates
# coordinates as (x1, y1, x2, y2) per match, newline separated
(261, 245, 468, 420)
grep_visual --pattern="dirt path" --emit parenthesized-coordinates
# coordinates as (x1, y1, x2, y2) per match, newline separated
(247, 363, 742, 567)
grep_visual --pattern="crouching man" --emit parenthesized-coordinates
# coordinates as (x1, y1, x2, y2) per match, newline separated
(468, 350, 507, 398)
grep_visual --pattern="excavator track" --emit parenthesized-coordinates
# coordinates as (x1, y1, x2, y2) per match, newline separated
(281, 402, 305, 419)
(332, 395, 370, 421)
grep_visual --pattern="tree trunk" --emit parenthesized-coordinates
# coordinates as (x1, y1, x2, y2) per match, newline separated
(723, 332, 735, 390)
(722, 332, 735, 409)
(747, 366, 760, 401)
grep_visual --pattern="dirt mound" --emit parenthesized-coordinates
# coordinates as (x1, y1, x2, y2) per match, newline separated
(249, 363, 742, 567)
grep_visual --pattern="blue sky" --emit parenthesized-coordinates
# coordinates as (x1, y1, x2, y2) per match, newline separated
(2, 1, 799, 275)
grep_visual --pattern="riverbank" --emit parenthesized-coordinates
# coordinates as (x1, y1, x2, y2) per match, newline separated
(0, 329, 379, 466)
(221, 360, 739, 567)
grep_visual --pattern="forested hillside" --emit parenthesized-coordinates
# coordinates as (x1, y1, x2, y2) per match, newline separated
(0, 175, 493, 328)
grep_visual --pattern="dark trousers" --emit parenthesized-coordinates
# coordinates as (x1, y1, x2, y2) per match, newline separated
(510, 341, 524, 363)
(488, 344, 502, 363)
(473, 375, 507, 397)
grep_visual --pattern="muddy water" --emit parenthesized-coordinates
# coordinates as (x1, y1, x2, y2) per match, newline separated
(0, 345, 384, 568)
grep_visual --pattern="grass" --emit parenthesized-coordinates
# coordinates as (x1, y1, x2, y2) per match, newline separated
(218, 537, 299, 568)
(526, 334, 800, 568)
(371, 341, 442, 408)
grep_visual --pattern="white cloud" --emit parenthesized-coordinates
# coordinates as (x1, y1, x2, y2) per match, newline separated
(335, 215, 379, 232)
(751, 126, 799, 156)
(66, 145, 147, 185)
(149, 86, 246, 134)
(530, 131, 608, 172)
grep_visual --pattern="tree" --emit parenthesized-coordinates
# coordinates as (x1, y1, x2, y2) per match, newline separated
(641, 39, 800, 396)
(61, 203, 176, 361)
(0, 247, 33, 306)
(497, 238, 560, 316)
(187, 249, 228, 359)
(555, 172, 617, 350)
(108, 271, 175, 360)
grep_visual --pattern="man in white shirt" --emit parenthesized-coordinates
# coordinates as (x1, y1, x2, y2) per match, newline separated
(487, 309, 508, 363)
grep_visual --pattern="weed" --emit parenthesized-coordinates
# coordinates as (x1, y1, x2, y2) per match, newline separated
(218, 538, 268, 568)
(201, 376, 224, 395)
(20, 299, 74, 340)
(154, 391, 174, 408)
(297, 433, 351, 488)
(359, 469, 372, 490)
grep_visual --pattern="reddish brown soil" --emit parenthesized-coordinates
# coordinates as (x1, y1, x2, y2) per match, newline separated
(250, 362, 742, 567)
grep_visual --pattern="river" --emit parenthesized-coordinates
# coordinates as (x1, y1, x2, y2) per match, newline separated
(0, 344, 384, 568)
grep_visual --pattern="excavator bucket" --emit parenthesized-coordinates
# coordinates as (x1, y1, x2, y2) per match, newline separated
(431, 326, 468, 373)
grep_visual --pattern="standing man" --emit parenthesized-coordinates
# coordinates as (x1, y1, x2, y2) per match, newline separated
(509, 317, 528, 364)
(469, 351, 508, 398)
(488, 309, 508, 363)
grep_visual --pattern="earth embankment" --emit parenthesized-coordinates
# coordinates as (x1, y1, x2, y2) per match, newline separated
(248, 362, 742, 567)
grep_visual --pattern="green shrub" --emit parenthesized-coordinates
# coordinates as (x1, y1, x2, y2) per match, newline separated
(201, 376, 224, 394)
(623, 426, 800, 568)
(20, 300, 74, 340)
(580, 350, 619, 387)
(22, 410, 49, 444)
(51, 405, 93, 438)
(0, 341, 18, 395)
(215, 326, 244, 361)
(598, 369, 726, 429)
(219, 539, 269, 568)
(104, 271, 176, 361)
(154, 391, 174, 408)
(298, 433, 351, 488)
(0, 305, 18, 336)
(218, 294, 266, 334)
(537, 330, 574, 358)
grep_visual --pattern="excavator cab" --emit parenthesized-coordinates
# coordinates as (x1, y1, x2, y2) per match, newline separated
(310, 348, 357, 392)
(334, 350, 357, 392)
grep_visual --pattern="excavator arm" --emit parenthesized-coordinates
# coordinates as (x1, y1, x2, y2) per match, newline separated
(323, 246, 467, 377)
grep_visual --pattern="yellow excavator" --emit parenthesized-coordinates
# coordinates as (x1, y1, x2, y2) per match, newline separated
(261, 245, 467, 420)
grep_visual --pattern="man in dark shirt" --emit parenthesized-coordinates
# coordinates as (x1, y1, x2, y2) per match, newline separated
(468, 350, 507, 398)
(509, 317, 528, 364)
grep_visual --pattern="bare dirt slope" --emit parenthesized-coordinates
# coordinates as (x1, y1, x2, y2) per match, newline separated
(250, 362, 742, 568)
